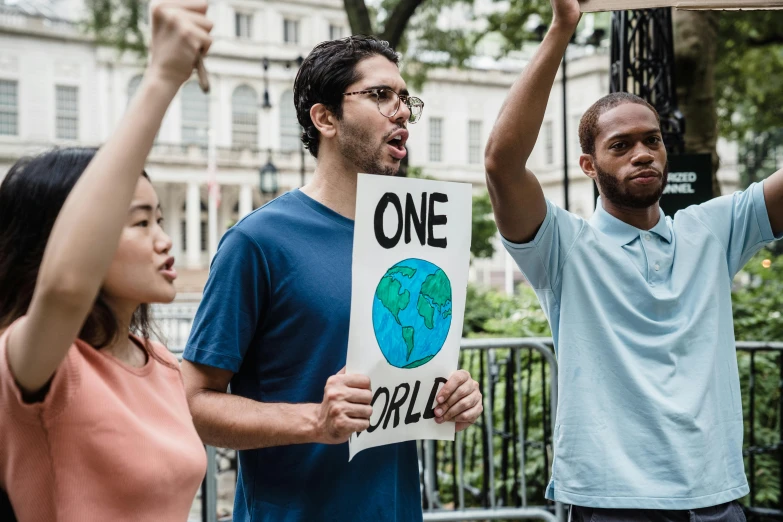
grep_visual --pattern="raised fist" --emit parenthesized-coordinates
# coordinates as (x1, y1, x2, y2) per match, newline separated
(148, 0, 213, 88)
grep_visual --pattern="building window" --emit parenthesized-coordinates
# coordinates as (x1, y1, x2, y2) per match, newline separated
(0, 79, 18, 136)
(181, 81, 209, 146)
(127, 75, 143, 107)
(544, 121, 554, 164)
(280, 90, 300, 152)
(232, 85, 258, 148)
(235, 12, 252, 39)
(468, 120, 482, 164)
(56, 85, 79, 140)
(283, 19, 299, 44)
(429, 117, 443, 162)
(329, 24, 344, 40)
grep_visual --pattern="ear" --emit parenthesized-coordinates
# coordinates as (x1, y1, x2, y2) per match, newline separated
(579, 153, 598, 181)
(310, 103, 337, 140)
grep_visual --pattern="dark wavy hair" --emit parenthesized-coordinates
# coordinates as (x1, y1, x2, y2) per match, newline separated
(293, 35, 399, 158)
(578, 92, 661, 156)
(0, 148, 159, 352)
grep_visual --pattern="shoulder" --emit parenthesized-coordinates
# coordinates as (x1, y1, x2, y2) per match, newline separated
(144, 339, 181, 372)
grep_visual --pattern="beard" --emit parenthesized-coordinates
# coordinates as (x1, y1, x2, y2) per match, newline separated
(596, 162, 669, 209)
(337, 118, 401, 177)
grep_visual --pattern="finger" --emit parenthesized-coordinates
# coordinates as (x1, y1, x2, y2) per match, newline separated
(436, 370, 470, 405)
(338, 373, 371, 390)
(337, 366, 346, 375)
(345, 418, 371, 434)
(343, 388, 373, 405)
(179, 9, 214, 32)
(435, 379, 475, 417)
(452, 401, 484, 424)
(154, 0, 208, 15)
(439, 390, 482, 422)
(344, 404, 374, 420)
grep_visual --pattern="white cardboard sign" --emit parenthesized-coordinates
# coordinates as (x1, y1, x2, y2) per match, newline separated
(346, 174, 472, 460)
(580, 0, 783, 11)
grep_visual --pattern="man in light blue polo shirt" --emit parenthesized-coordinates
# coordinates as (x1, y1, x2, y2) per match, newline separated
(483, 0, 783, 520)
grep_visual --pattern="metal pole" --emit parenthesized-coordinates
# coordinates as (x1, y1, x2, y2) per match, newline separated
(201, 445, 217, 522)
(300, 141, 306, 187)
(561, 57, 569, 212)
(516, 348, 528, 506)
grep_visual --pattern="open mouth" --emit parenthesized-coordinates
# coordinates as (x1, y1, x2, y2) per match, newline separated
(159, 257, 177, 281)
(386, 133, 408, 160)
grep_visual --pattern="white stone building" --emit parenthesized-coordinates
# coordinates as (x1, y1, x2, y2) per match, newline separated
(0, 0, 742, 295)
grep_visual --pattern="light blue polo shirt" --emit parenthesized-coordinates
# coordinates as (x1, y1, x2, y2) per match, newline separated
(503, 181, 780, 509)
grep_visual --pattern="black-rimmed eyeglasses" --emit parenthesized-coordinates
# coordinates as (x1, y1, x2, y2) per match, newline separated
(342, 88, 424, 123)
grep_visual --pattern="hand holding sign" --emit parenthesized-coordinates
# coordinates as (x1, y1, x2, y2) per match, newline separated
(316, 367, 374, 444)
(434, 369, 483, 431)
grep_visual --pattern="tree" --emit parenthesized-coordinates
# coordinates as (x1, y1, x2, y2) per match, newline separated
(673, 11, 783, 195)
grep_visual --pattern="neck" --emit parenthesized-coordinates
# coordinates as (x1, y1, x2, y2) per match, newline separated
(601, 198, 661, 230)
(101, 297, 147, 366)
(300, 150, 360, 220)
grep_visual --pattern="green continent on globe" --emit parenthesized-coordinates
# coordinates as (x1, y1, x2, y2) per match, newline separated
(443, 308, 452, 319)
(417, 294, 435, 329)
(402, 326, 415, 360)
(387, 266, 417, 279)
(421, 269, 451, 307)
(376, 275, 410, 325)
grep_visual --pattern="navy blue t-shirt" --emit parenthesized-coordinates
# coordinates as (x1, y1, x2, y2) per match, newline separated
(183, 189, 422, 522)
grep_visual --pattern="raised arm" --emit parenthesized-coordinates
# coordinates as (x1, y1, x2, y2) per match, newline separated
(484, 0, 580, 244)
(764, 168, 783, 237)
(7, 0, 213, 394)
(181, 361, 372, 449)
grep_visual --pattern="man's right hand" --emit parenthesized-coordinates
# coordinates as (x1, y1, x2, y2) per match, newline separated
(551, 0, 582, 31)
(316, 367, 373, 444)
(148, 0, 214, 89)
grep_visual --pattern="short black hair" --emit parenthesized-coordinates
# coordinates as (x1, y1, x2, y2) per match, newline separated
(578, 93, 661, 155)
(293, 35, 399, 158)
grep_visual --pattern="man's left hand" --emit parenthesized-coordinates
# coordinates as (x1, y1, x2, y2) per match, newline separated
(434, 370, 483, 432)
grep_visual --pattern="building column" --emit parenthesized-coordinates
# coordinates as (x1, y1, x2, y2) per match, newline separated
(167, 185, 182, 262)
(186, 181, 201, 269)
(208, 183, 219, 262)
(239, 184, 253, 218)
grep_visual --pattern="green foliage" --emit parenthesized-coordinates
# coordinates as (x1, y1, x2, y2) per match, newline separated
(716, 13, 783, 141)
(83, 0, 147, 54)
(470, 192, 497, 260)
(732, 246, 783, 510)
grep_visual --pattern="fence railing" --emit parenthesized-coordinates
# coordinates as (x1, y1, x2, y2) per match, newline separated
(151, 308, 783, 522)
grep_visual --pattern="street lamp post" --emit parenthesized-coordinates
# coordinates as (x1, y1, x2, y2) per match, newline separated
(259, 150, 279, 199)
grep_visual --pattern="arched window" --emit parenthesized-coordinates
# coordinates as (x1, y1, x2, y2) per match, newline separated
(232, 85, 258, 148)
(279, 90, 300, 152)
(181, 81, 209, 146)
(127, 75, 143, 107)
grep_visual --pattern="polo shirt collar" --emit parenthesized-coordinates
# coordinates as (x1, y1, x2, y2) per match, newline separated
(589, 197, 672, 246)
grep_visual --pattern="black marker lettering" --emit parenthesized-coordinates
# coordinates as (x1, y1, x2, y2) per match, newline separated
(427, 193, 448, 248)
(383, 383, 411, 429)
(374, 193, 403, 249)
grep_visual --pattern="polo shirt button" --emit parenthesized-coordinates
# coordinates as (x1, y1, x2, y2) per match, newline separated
(644, 234, 652, 241)
(654, 263, 660, 271)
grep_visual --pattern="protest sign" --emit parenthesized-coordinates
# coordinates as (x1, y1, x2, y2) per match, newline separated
(346, 174, 472, 461)
(580, 0, 783, 12)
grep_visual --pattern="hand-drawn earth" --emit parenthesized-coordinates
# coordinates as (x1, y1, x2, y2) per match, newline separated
(372, 258, 452, 369)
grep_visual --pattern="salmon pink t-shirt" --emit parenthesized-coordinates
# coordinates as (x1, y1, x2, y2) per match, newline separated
(0, 319, 207, 521)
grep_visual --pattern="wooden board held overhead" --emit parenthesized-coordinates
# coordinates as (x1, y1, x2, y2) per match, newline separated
(580, 0, 783, 12)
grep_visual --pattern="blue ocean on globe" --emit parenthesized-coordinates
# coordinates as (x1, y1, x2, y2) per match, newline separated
(372, 258, 453, 369)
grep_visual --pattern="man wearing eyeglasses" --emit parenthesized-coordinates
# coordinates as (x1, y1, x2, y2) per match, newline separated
(180, 35, 483, 522)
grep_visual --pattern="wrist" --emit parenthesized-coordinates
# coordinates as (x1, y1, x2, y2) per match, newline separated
(549, 19, 579, 38)
(302, 403, 324, 444)
(139, 69, 185, 101)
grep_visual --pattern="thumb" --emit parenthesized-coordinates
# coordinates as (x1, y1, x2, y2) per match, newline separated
(337, 366, 346, 375)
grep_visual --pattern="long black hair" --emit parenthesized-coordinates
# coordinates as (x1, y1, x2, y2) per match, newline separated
(0, 148, 158, 348)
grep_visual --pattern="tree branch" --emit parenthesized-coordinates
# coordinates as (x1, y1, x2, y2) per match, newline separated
(747, 34, 783, 47)
(380, 0, 427, 49)
(343, 0, 374, 36)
